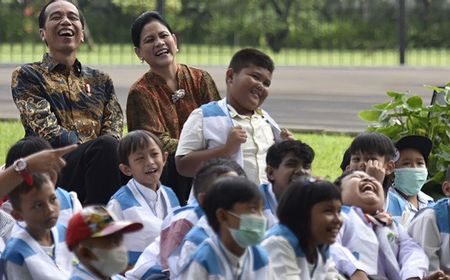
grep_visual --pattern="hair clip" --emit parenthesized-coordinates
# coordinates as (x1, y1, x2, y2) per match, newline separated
(171, 89, 186, 103)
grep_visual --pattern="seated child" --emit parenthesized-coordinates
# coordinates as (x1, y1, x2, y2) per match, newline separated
(107, 130, 180, 266)
(386, 135, 434, 226)
(440, 165, 450, 197)
(125, 158, 245, 279)
(331, 170, 429, 279)
(179, 176, 271, 279)
(261, 140, 314, 228)
(347, 132, 396, 193)
(408, 166, 450, 276)
(66, 205, 143, 279)
(1, 173, 75, 279)
(175, 47, 293, 185)
(262, 178, 345, 280)
(4, 136, 82, 226)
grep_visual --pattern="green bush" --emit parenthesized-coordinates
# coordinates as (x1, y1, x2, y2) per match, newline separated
(359, 85, 450, 197)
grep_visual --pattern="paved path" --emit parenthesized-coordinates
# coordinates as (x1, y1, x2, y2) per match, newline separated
(1, 64, 449, 133)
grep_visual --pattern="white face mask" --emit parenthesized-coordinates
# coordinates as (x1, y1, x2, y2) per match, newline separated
(90, 244, 128, 277)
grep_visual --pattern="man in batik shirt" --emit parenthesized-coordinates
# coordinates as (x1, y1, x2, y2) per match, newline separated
(11, 0, 123, 205)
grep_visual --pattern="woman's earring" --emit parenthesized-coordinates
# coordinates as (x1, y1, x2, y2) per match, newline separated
(140, 57, 145, 64)
(176, 48, 179, 53)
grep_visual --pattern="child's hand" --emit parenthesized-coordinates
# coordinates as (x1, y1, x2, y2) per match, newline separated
(423, 270, 450, 280)
(350, 270, 369, 280)
(224, 126, 247, 155)
(280, 128, 294, 140)
(365, 159, 385, 184)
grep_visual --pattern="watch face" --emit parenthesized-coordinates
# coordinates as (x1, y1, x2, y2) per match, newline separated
(15, 159, 27, 171)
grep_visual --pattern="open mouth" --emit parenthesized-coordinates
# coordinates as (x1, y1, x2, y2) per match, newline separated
(58, 29, 74, 37)
(155, 48, 169, 56)
(145, 168, 157, 175)
(360, 182, 377, 194)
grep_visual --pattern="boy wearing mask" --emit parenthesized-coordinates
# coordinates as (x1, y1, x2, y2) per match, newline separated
(66, 205, 143, 280)
(386, 135, 434, 226)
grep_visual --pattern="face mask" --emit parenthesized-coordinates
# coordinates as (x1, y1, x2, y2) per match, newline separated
(394, 167, 428, 196)
(90, 244, 128, 277)
(227, 212, 267, 248)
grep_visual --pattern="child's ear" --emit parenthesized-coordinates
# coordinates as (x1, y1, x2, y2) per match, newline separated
(11, 209, 23, 221)
(216, 208, 228, 224)
(265, 166, 275, 182)
(162, 151, 168, 165)
(119, 163, 132, 177)
(196, 193, 206, 207)
(384, 160, 395, 176)
(225, 68, 234, 84)
(442, 181, 450, 197)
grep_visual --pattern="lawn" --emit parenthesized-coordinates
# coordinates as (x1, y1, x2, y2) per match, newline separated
(0, 121, 352, 181)
(2, 43, 450, 66)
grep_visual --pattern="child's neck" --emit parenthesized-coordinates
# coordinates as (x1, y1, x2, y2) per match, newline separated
(135, 179, 159, 192)
(221, 233, 245, 257)
(27, 227, 53, 246)
(397, 189, 419, 208)
(305, 242, 318, 264)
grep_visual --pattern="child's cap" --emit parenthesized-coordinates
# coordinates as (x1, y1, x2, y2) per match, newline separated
(395, 135, 432, 162)
(66, 205, 143, 250)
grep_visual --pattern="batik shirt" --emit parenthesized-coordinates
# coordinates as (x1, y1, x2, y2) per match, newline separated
(11, 53, 123, 147)
(126, 64, 220, 153)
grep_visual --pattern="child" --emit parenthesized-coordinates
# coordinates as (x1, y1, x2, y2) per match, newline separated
(107, 130, 180, 266)
(408, 197, 450, 276)
(347, 132, 396, 193)
(441, 165, 450, 197)
(175, 48, 293, 185)
(4, 136, 82, 226)
(179, 176, 271, 279)
(331, 170, 429, 279)
(262, 178, 344, 280)
(126, 158, 245, 279)
(261, 140, 315, 228)
(386, 135, 434, 226)
(1, 173, 75, 279)
(66, 205, 143, 279)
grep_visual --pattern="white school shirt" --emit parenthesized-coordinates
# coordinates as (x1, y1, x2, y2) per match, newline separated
(55, 187, 82, 226)
(125, 236, 165, 280)
(176, 98, 281, 185)
(330, 205, 428, 279)
(262, 223, 343, 280)
(259, 183, 278, 229)
(170, 215, 216, 278)
(70, 263, 126, 280)
(107, 178, 180, 265)
(1, 224, 75, 280)
(179, 235, 272, 280)
(385, 186, 434, 227)
(408, 198, 450, 274)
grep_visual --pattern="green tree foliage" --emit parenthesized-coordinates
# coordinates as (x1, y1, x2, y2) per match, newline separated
(2, 0, 450, 52)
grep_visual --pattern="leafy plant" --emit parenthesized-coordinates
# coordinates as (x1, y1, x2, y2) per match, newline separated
(359, 84, 450, 196)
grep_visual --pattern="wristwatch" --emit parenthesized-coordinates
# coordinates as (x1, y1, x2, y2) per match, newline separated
(13, 158, 33, 185)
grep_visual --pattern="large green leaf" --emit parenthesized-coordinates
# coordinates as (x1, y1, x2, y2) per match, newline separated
(386, 91, 405, 98)
(406, 95, 423, 108)
(358, 110, 382, 121)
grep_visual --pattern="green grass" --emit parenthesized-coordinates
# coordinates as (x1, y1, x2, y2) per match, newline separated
(2, 43, 450, 66)
(0, 121, 352, 181)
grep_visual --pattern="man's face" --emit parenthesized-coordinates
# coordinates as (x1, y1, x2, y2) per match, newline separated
(39, 1, 84, 55)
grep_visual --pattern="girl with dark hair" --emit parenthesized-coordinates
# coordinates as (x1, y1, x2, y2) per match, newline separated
(127, 11, 221, 205)
(262, 179, 345, 280)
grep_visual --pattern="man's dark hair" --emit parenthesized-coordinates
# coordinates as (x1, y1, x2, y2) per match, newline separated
(228, 48, 274, 74)
(131, 11, 173, 48)
(38, 0, 85, 29)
